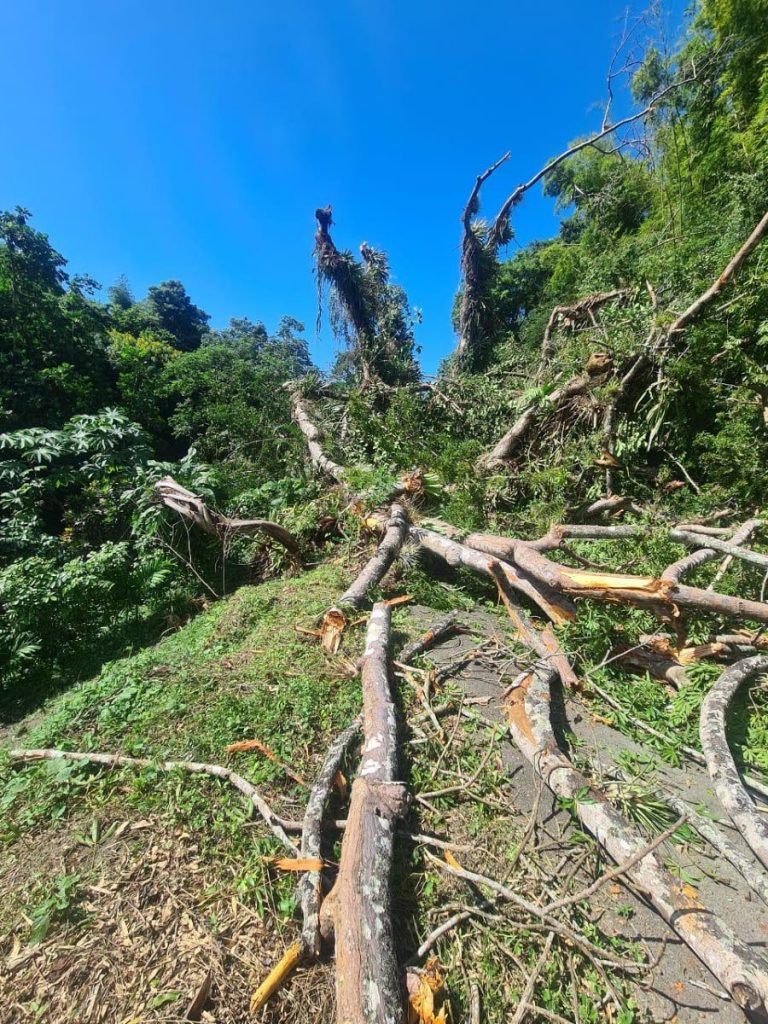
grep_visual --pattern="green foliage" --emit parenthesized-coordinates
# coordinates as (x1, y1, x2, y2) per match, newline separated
(27, 872, 83, 944)
(0, 208, 113, 429)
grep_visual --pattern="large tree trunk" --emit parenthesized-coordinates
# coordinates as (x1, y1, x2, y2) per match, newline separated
(507, 667, 768, 1014)
(333, 603, 408, 1024)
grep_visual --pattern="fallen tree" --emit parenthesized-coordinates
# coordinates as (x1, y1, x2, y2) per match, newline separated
(505, 664, 768, 1013)
(479, 207, 768, 474)
(155, 476, 300, 556)
(700, 655, 768, 872)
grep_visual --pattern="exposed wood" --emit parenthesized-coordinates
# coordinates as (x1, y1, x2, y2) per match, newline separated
(611, 643, 689, 689)
(249, 941, 303, 1014)
(412, 525, 577, 625)
(333, 603, 408, 1024)
(506, 668, 768, 1013)
(9, 747, 297, 853)
(155, 476, 300, 555)
(507, 541, 768, 625)
(700, 656, 768, 871)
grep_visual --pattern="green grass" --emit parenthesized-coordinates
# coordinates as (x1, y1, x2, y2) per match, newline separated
(0, 564, 366, 936)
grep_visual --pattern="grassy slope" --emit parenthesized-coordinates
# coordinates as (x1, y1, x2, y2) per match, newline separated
(5, 534, 768, 1022)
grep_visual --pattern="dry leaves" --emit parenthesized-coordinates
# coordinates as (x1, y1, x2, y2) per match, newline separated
(407, 957, 448, 1024)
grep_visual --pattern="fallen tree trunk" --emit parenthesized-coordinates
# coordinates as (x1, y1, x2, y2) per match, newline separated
(478, 373, 592, 470)
(506, 667, 768, 1014)
(412, 525, 577, 626)
(700, 655, 768, 872)
(287, 386, 347, 482)
(425, 521, 768, 627)
(338, 505, 410, 610)
(332, 602, 408, 1024)
(155, 476, 300, 556)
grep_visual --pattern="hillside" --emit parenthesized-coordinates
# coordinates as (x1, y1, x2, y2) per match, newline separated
(3, 1, 768, 1022)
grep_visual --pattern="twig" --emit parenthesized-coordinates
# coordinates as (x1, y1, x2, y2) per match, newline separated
(417, 740, 497, 802)
(10, 747, 296, 852)
(410, 910, 475, 962)
(425, 852, 643, 971)
(510, 932, 555, 1024)
(541, 816, 685, 914)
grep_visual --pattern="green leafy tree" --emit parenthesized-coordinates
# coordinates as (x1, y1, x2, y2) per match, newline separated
(0, 208, 113, 429)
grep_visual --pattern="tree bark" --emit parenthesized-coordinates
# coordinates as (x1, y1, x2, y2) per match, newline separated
(333, 603, 408, 1024)
(339, 505, 410, 610)
(299, 720, 361, 959)
(700, 655, 768, 871)
(287, 386, 347, 482)
(506, 668, 768, 1014)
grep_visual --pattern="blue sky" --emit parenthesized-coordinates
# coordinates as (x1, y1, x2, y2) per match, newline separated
(2, 0, 687, 373)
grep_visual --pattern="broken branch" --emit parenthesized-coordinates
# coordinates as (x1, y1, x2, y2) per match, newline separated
(155, 476, 300, 555)
(700, 655, 768, 871)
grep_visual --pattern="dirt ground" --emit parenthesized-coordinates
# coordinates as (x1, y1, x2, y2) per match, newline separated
(408, 604, 768, 1023)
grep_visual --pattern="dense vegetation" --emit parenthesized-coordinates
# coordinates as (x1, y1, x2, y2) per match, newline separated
(3, 3, 768, 1022)
(5, 0, 765, 716)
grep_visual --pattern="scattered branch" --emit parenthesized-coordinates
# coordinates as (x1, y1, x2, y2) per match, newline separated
(700, 656, 768, 871)
(9, 747, 297, 853)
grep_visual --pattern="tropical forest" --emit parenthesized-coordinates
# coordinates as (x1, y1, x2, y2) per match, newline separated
(2, 2, 768, 1022)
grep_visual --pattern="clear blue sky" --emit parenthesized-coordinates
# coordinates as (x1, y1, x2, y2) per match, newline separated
(2, 0, 687, 374)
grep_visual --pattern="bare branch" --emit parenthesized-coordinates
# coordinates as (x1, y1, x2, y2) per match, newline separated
(10, 747, 297, 853)
(155, 476, 300, 555)
(700, 656, 768, 871)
